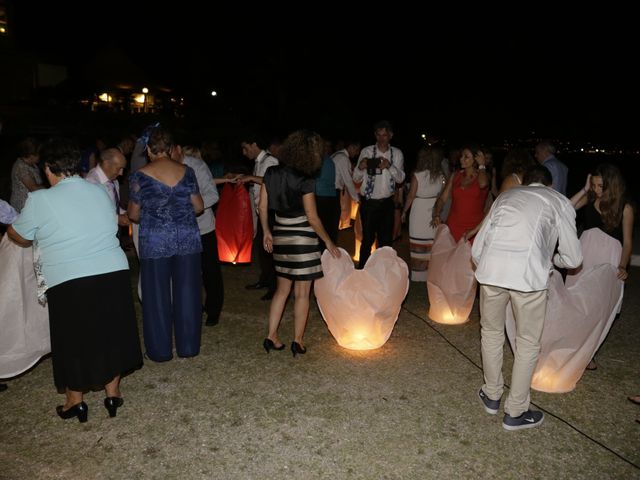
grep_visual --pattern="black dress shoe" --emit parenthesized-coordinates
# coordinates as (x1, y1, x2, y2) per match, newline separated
(261, 290, 275, 301)
(56, 401, 88, 423)
(245, 281, 268, 290)
(291, 341, 307, 357)
(263, 338, 285, 353)
(104, 397, 124, 418)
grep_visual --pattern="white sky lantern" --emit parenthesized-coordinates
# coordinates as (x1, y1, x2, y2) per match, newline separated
(427, 225, 477, 324)
(211, 90, 217, 97)
(506, 228, 624, 393)
(315, 247, 408, 351)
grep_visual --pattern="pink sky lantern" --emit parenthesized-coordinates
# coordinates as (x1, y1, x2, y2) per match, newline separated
(215, 184, 253, 264)
(0, 236, 50, 378)
(427, 225, 476, 324)
(506, 228, 624, 393)
(315, 247, 409, 350)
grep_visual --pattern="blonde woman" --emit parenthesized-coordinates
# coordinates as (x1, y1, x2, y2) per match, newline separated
(402, 146, 446, 281)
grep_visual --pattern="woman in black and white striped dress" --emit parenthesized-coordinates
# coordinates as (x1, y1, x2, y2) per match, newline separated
(258, 130, 341, 356)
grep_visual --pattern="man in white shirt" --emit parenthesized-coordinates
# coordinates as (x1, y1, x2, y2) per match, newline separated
(238, 135, 279, 300)
(534, 140, 568, 196)
(173, 144, 224, 326)
(85, 148, 129, 227)
(472, 165, 582, 431)
(353, 121, 405, 269)
(332, 140, 361, 204)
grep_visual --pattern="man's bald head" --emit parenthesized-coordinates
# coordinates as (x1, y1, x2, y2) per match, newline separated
(99, 148, 127, 180)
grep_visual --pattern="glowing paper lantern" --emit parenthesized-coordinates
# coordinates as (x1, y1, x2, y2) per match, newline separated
(505, 228, 623, 393)
(350, 198, 359, 221)
(427, 225, 476, 324)
(339, 191, 354, 230)
(215, 184, 253, 264)
(315, 247, 409, 350)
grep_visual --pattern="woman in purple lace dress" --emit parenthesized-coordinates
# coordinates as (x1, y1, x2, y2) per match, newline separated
(128, 127, 204, 362)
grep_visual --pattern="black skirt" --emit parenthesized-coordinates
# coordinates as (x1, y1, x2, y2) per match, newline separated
(47, 270, 143, 391)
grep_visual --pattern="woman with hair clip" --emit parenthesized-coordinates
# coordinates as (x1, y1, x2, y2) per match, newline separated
(570, 163, 634, 370)
(259, 130, 340, 356)
(128, 127, 204, 362)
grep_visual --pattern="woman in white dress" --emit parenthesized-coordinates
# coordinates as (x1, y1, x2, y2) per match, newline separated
(402, 146, 446, 281)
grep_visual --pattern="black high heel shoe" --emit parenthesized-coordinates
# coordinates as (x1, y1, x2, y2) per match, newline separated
(263, 338, 285, 353)
(291, 341, 307, 357)
(56, 401, 88, 423)
(104, 397, 124, 418)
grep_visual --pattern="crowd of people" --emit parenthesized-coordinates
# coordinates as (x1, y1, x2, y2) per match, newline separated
(0, 121, 637, 427)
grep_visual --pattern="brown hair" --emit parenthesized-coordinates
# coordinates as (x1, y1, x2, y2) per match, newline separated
(279, 130, 323, 176)
(593, 163, 630, 232)
(415, 146, 444, 182)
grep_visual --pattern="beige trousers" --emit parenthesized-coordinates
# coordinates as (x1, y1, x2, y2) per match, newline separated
(479, 284, 547, 417)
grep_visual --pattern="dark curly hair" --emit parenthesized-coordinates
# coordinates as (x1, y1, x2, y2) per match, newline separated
(40, 138, 81, 177)
(279, 130, 323, 176)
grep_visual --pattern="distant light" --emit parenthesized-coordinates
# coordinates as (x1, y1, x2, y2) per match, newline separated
(211, 90, 217, 97)
(134, 94, 145, 104)
(98, 93, 112, 102)
(142, 87, 149, 94)
(421, 133, 426, 140)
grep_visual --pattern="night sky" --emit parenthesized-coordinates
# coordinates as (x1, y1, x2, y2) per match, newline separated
(7, 3, 640, 147)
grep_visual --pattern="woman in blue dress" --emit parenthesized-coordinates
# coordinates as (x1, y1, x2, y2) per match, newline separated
(128, 127, 204, 362)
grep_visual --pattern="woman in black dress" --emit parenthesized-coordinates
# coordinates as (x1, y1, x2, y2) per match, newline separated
(571, 163, 634, 281)
(258, 130, 340, 356)
(570, 163, 634, 370)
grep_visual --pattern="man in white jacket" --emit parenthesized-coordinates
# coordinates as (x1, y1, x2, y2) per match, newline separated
(472, 165, 582, 430)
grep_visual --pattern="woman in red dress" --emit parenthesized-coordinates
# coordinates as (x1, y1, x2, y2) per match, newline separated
(431, 146, 489, 243)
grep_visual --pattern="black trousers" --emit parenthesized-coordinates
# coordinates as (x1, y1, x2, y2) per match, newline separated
(201, 230, 224, 323)
(254, 219, 276, 292)
(358, 196, 394, 268)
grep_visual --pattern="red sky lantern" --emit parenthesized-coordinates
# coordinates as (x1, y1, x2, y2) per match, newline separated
(215, 184, 253, 264)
